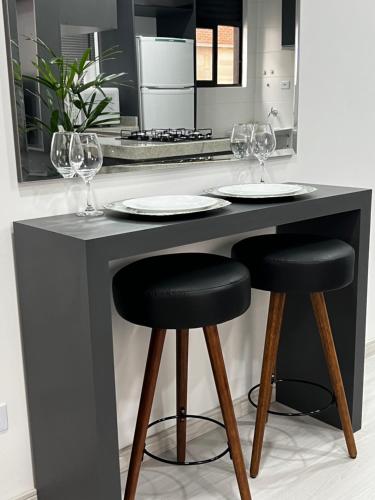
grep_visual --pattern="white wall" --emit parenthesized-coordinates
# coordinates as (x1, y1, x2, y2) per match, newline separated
(1, 0, 375, 498)
(253, 0, 295, 128)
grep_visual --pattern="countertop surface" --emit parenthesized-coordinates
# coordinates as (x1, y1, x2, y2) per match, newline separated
(15, 184, 371, 243)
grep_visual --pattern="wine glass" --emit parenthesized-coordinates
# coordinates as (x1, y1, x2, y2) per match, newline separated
(50, 132, 75, 178)
(230, 123, 252, 159)
(69, 133, 103, 217)
(250, 123, 276, 183)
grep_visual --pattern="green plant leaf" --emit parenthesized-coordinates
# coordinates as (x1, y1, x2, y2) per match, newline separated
(35, 36, 57, 58)
(35, 57, 59, 85)
(87, 91, 98, 116)
(83, 98, 110, 128)
(88, 117, 119, 126)
(66, 61, 78, 89)
(29, 115, 52, 133)
(24, 73, 56, 90)
(24, 88, 51, 110)
(25, 36, 57, 59)
(50, 109, 59, 132)
(78, 48, 92, 74)
(73, 99, 83, 110)
(63, 112, 74, 132)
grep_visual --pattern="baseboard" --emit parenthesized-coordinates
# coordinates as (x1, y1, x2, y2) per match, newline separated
(10, 491, 37, 500)
(119, 394, 250, 474)
(366, 339, 375, 359)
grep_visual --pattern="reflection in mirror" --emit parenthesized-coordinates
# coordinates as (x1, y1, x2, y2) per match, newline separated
(3, 0, 299, 182)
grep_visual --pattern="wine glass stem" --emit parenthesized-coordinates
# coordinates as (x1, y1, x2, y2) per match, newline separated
(85, 180, 95, 212)
(260, 160, 266, 183)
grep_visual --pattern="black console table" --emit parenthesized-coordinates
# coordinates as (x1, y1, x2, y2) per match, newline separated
(13, 184, 371, 500)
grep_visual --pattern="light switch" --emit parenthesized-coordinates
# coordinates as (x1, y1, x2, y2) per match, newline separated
(0, 404, 8, 432)
(280, 80, 291, 89)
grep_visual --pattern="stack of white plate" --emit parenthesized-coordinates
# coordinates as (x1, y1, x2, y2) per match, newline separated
(104, 195, 231, 217)
(206, 183, 317, 199)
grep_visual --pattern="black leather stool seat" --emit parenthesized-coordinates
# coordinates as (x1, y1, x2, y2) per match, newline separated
(232, 234, 355, 293)
(113, 253, 251, 329)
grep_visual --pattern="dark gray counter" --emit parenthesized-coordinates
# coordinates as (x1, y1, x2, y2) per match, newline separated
(13, 183, 372, 500)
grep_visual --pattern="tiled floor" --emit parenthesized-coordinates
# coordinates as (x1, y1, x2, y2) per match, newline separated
(121, 354, 375, 499)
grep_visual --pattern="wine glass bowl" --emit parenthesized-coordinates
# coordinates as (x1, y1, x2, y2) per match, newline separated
(250, 123, 276, 183)
(50, 132, 76, 178)
(230, 123, 252, 159)
(69, 133, 104, 217)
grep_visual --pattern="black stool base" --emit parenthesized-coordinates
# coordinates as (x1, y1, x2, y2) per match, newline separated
(248, 378, 336, 417)
(144, 414, 230, 465)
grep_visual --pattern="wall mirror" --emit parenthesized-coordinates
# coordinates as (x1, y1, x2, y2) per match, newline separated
(3, 0, 300, 182)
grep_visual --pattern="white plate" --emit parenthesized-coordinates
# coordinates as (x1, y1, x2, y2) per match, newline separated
(217, 183, 303, 198)
(104, 196, 231, 217)
(124, 195, 219, 213)
(205, 184, 317, 200)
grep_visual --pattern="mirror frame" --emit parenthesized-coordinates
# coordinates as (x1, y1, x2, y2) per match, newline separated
(3, 0, 23, 177)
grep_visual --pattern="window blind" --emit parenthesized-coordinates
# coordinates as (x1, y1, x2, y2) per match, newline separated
(60, 33, 95, 65)
(196, 0, 243, 28)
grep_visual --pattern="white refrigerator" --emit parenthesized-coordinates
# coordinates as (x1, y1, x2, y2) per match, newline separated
(136, 36, 195, 130)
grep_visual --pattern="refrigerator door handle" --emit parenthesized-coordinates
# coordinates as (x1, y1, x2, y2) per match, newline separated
(141, 85, 195, 90)
(141, 87, 195, 94)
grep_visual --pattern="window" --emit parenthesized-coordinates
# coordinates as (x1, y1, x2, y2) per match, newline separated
(196, 0, 243, 87)
(196, 28, 214, 82)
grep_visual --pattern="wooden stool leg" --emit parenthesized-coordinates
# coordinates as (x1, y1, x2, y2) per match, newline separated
(265, 359, 278, 423)
(176, 329, 189, 462)
(250, 292, 286, 478)
(124, 328, 167, 500)
(310, 292, 357, 459)
(204, 325, 252, 500)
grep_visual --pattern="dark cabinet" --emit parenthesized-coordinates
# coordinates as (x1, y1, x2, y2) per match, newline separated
(134, 0, 195, 39)
(282, 0, 296, 47)
(134, 0, 194, 16)
(60, 0, 118, 33)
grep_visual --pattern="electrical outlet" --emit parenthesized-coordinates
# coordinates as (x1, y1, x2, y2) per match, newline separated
(0, 404, 8, 432)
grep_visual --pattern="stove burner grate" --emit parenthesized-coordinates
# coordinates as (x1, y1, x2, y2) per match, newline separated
(121, 128, 213, 142)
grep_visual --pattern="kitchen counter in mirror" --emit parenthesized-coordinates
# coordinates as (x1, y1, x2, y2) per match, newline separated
(13, 184, 371, 500)
(99, 135, 231, 162)
(95, 126, 294, 168)
(100, 148, 295, 174)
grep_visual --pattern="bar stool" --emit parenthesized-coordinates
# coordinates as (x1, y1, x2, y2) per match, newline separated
(113, 253, 252, 500)
(232, 234, 357, 478)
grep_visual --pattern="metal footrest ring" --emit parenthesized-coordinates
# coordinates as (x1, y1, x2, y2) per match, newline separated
(144, 414, 230, 465)
(248, 377, 336, 417)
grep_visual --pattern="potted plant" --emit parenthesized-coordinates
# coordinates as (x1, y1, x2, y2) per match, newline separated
(23, 37, 126, 135)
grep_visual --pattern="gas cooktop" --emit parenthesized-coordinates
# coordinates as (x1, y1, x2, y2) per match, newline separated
(120, 128, 213, 142)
